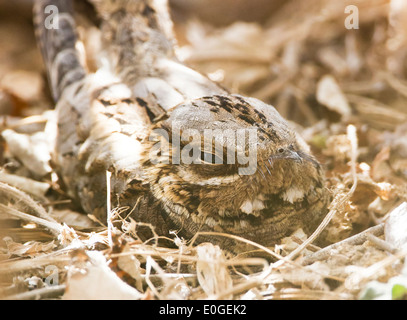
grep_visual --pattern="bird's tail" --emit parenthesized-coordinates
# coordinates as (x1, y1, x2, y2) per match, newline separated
(88, 0, 177, 82)
(33, 0, 86, 102)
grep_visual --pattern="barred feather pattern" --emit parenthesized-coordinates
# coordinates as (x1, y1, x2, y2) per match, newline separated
(34, 0, 329, 251)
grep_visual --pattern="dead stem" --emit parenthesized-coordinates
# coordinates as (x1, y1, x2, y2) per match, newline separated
(0, 203, 63, 237)
(3, 285, 66, 300)
(106, 171, 113, 247)
(302, 223, 384, 265)
(0, 182, 57, 223)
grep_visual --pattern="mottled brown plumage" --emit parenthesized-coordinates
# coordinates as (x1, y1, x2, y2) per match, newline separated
(34, 0, 329, 251)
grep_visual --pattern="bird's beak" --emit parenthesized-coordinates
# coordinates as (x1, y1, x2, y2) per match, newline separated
(286, 150, 303, 163)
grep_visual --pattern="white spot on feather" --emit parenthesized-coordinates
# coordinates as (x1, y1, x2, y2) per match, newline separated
(282, 187, 305, 203)
(205, 217, 217, 227)
(240, 200, 253, 214)
(240, 198, 265, 215)
(252, 199, 265, 211)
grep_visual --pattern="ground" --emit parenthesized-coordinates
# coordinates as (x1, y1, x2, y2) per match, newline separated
(0, 0, 407, 300)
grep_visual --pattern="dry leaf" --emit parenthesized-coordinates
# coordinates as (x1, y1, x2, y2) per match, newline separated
(3, 237, 56, 258)
(316, 75, 351, 118)
(1, 129, 52, 177)
(385, 202, 407, 250)
(63, 251, 144, 300)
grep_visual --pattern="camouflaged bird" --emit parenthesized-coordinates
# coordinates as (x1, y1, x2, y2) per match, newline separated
(34, 0, 329, 251)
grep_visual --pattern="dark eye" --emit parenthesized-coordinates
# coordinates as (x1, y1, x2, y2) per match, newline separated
(200, 152, 212, 163)
(278, 148, 285, 154)
(200, 152, 223, 164)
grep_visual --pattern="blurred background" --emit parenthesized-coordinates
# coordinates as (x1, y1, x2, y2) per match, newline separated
(1, 0, 405, 127)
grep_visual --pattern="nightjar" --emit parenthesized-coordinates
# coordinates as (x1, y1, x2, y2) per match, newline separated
(33, 0, 329, 251)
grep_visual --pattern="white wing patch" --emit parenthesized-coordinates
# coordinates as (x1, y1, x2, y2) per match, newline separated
(240, 198, 265, 214)
(282, 187, 305, 203)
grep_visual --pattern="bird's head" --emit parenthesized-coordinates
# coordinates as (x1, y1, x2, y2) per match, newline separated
(142, 94, 327, 247)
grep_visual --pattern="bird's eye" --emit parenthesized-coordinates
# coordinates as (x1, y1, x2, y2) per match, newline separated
(200, 152, 223, 164)
(200, 152, 212, 163)
(278, 148, 285, 154)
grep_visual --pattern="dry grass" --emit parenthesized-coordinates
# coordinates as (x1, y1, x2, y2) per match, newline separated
(1, 0, 407, 300)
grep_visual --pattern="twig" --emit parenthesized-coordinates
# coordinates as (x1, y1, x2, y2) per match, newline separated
(2, 114, 48, 130)
(145, 256, 163, 299)
(4, 285, 66, 300)
(0, 203, 63, 237)
(267, 288, 353, 300)
(189, 231, 341, 284)
(190, 230, 342, 277)
(366, 233, 396, 254)
(42, 199, 72, 206)
(0, 249, 72, 275)
(106, 170, 113, 247)
(213, 278, 263, 300)
(0, 182, 58, 224)
(190, 231, 284, 261)
(302, 223, 384, 265)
